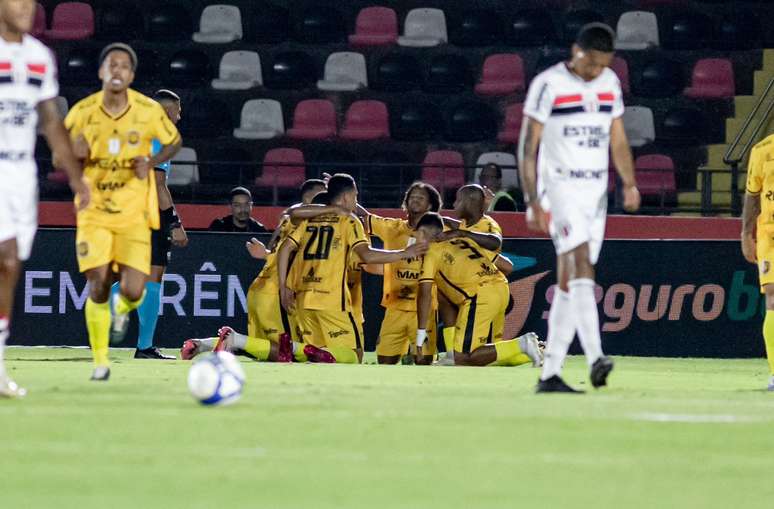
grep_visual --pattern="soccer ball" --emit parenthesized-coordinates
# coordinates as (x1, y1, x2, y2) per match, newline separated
(187, 351, 245, 406)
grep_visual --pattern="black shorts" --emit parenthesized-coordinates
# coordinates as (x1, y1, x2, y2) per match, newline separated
(151, 215, 172, 267)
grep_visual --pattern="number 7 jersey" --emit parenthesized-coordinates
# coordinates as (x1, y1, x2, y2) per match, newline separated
(286, 213, 368, 312)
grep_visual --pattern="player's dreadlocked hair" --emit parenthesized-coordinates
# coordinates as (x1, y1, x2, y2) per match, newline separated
(402, 182, 442, 213)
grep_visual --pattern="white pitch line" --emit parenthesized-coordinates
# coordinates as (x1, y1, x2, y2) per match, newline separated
(629, 412, 763, 423)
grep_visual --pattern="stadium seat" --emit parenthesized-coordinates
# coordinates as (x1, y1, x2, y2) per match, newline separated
(32, 3, 46, 39)
(361, 150, 419, 207)
(534, 47, 570, 76)
(473, 152, 519, 190)
(257, 148, 306, 203)
(635, 154, 676, 201)
(713, 12, 760, 50)
(398, 8, 447, 47)
(286, 99, 337, 140)
(445, 100, 498, 142)
(507, 9, 557, 46)
(212, 51, 262, 90)
(167, 147, 199, 186)
(263, 51, 317, 90)
(615, 11, 659, 50)
(317, 52, 367, 92)
(198, 144, 253, 187)
(660, 108, 708, 145)
(448, 9, 503, 47)
(424, 54, 470, 94)
(560, 9, 604, 44)
(422, 150, 465, 195)
(635, 59, 683, 98)
(193, 5, 242, 44)
(294, 6, 344, 43)
(98, 4, 143, 40)
(610, 57, 631, 95)
(497, 103, 524, 144)
(132, 49, 159, 86)
(623, 106, 655, 147)
(233, 99, 284, 140)
(390, 100, 442, 141)
(59, 48, 98, 85)
(148, 4, 193, 40)
(348, 6, 397, 46)
(372, 53, 421, 92)
(44, 2, 94, 40)
(683, 58, 735, 98)
(248, 2, 289, 43)
(167, 50, 212, 85)
(663, 11, 711, 50)
(309, 146, 358, 181)
(178, 98, 232, 139)
(340, 100, 390, 141)
(475, 53, 525, 96)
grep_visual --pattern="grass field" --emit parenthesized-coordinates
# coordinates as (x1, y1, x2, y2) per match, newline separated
(2, 348, 774, 509)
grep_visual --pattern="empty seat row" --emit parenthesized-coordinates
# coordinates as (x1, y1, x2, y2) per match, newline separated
(32, 2, 94, 41)
(623, 105, 718, 146)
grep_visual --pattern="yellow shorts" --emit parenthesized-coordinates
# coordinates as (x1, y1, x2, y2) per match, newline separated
(246, 280, 297, 342)
(757, 231, 774, 290)
(376, 308, 438, 357)
(76, 222, 151, 274)
(297, 309, 363, 350)
(454, 283, 509, 353)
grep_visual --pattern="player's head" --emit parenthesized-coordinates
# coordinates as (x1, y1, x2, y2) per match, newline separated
(454, 184, 485, 219)
(570, 22, 615, 82)
(479, 163, 503, 192)
(415, 212, 444, 242)
(300, 178, 326, 205)
(98, 43, 137, 93)
(311, 191, 330, 206)
(0, 0, 36, 34)
(153, 89, 181, 125)
(327, 173, 358, 212)
(402, 182, 442, 217)
(229, 186, 253, 223)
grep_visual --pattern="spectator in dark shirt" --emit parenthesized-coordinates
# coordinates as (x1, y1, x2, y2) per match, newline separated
(209, 187, 268, 233)
(478, 163, 523, 212)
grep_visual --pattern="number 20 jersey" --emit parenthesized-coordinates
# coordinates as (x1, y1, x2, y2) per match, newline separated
(286, 213, 368, 312)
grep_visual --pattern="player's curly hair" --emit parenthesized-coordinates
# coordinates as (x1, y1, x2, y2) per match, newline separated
(402, 182, 442, 213)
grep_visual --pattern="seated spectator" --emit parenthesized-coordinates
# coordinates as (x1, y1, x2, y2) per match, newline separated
(478, 163, 522, 212)
(209, 187, 268, 233)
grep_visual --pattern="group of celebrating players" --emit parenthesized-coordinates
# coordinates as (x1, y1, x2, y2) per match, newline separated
(0, 0, 652, 398)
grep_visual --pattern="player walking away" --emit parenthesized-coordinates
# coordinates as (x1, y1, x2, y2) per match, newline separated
(65, 43, 182, 381)
(414, 213, 539, 366)
(0, 0, 89, 397)
(277, 174, 428, 363)
(741, 134, 774, 391)
(519, 23, 640, 393)
(109, 89, 187, 360)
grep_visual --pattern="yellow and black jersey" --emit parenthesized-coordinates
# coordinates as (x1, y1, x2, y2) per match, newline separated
(747, 134, 774, 235)
(459, 214, 503, 262)
(252, 215, 295, 295)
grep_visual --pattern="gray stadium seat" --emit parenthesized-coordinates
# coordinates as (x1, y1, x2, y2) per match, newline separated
(398, 8, 447, 47)
(623, 106, 655, 147)
(615, 11, 659, 50)
(193, 5, 242, 44)
(211, 51, 262, 90)
(233, 99, 284, 140)
(167, 147, 199, 186)
(317, 52, 367, 92)
(473, 152, 519, 190)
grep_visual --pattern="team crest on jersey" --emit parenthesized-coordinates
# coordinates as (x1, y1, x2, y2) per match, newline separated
(127, 131, 140, 146)
(77, 242, 89, 257)
(761, 260, 770, 275)
(443, 252, 455, 265)
(26, 63, 45, 87)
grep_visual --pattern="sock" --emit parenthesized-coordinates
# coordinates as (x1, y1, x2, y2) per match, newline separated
(244, 336, 271, 361)
(85, 298, 111, 367)
(569, 278, 603, 366)
(198, 337, 217, 352)
(326, 346, 358, 364)
(115, 290, 145, 315)
(229, 330, 248, 350)
(137, 282, 161, 350)
(540, 288, 575, 381)
(0, 316, 8, 378)
(442, 327, 455, 354)
(292, 342, 307, 362)
(764, 310, 774, 375)
(491, 339, 530, 366)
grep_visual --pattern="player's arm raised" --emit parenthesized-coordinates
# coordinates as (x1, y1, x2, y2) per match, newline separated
(352, 241, 427, 265)
(435, 228, 502, 251)
(276, 238, 298, 312)
(609, 117, 641, 212)
(285, 204, 348, 223)
(518, 117, 547, 232)
(39, 99, 89, 209)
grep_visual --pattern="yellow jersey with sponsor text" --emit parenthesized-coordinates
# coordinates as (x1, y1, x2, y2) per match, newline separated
(747, 135, 774, 235)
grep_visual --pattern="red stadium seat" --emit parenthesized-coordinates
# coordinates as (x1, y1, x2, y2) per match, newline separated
(610, 56, 630, 95)
(683, 58, 735, 99)
(340, 101, 389, 141)
(286, 99, 337, 140)
(44, 2, 94, 40)
(422, 150, 465, 194)
(32, 3, 46, 38)
(348, 6, 398, 46)
(475, 53, 525, 96)
(635, 154, 676, 197)
(257, 148, 306, 189)
(497, 103, 524, 144)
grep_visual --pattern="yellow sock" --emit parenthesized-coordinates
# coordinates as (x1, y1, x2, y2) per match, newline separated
(326, 346, 359, 364)
(294, 342, 308, 362)
(115, 290, 145, 315)
(244, 336, 271, 361)
(442, 327, 455, 353)
(492, 340, 530, 367)
(764, 311, 774, 375)
(85, 298, 110, 366)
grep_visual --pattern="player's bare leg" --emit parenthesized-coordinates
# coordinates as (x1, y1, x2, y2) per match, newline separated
(435, 294, 457, 365)
(0, 238, 25, 397)
(761, 285, 774, 391)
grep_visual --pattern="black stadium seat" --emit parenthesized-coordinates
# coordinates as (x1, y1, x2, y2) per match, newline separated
(198, 145, 254, 186)
(423, 54, 471, 94)
(97, 4, 143, 40)
(372, 53, 422, 92)
(507, 9, 557, 46)
(247, 2, 289, 43)
(178, 98, 232, 139)
(533, 47, 571, 76)
(660, 107, 708, 145)
(293, 6, 345, 43)
(635, 59, 684, 98)
(445, 100, 498, 142)
(713, 12, 760, 50)
(147, 4, 193, 41)
(361, 150, 418, 207)
(663, 11, 712, 50)
(167, 50, 211, 85)
(309, 146, 358, 181)
(390, 100, 442, 141)
(560, 9, 604, 44)
(132, 49, 159, 86)
(263, 51, 317, 89)
(60, 48, 98, 86)
(448, 9, 503, 47)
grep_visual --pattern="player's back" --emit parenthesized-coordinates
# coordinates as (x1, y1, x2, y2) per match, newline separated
(748, 134, 774, 233)
(460, 214, 502, 261)
(253, 215, 294, 294)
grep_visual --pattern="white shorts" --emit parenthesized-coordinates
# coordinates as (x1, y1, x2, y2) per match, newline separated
(546, 187, 606, 265)
(0, 171, 38, 261)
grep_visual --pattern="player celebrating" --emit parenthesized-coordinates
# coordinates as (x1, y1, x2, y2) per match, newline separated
(519, 23, 639, 393)
(741, 133, 774, 390)
(65, 43, 182, 381)
(0, 0, 88, 397)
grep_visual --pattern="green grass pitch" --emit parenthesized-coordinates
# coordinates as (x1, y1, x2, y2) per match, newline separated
(2, 348, 774, 509)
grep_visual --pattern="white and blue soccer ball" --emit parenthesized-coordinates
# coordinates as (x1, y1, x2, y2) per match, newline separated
(187, 351, 245, 406)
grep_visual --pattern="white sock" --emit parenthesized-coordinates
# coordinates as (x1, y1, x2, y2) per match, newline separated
(569, 278, 603, 366)
(292, 342, 303, 354)
(540, 289, 575, 381)
(230, 331, 247, 350)
(0, 317, 8, 378)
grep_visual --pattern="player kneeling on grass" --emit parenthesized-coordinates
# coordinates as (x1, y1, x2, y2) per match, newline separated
(414, 213, 542, 367)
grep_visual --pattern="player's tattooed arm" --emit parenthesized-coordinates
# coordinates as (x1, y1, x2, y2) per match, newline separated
(741, 192, 760, 264)
(435, 229, 502, 251)
(38, 98, 90, 210)
(285, 204, 348, 221)
(518, 118, 548, 232)
(277, 238, 298, 312)
(610, 117, 641, 213)
(353, 241, 428, 265)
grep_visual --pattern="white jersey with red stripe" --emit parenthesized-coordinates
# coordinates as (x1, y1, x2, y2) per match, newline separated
(523, 62, 624, 205)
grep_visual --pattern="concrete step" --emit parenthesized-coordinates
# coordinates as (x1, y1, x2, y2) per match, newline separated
(695, 170, 745, 191)
(678, 191, 732, 207)
(763, 49, 774, 71)
(753, 69, 774, 96)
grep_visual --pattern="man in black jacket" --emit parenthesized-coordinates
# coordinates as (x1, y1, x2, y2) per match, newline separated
(209, 187, 267, 233)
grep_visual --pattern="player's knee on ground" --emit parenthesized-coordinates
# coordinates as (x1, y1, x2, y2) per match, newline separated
(377, 354, 401, 365)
